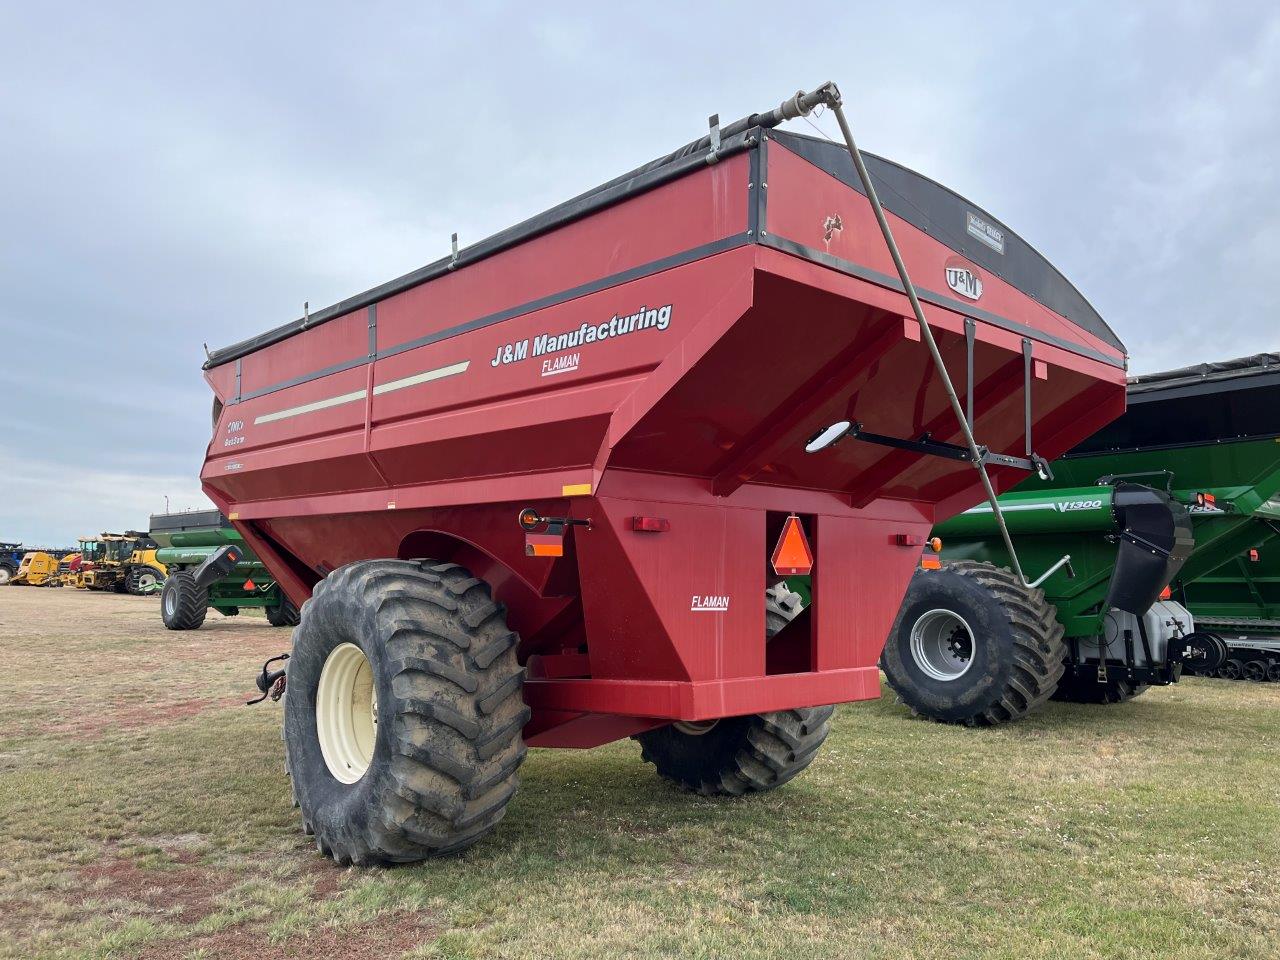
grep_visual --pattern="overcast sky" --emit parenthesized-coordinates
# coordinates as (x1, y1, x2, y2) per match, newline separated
(1, 2, 1277, 545)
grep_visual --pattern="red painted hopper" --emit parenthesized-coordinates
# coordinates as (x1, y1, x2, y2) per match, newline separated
(198, 87, 1127, 863)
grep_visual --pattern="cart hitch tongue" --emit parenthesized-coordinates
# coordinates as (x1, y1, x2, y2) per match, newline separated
(246, 653, 290, 706)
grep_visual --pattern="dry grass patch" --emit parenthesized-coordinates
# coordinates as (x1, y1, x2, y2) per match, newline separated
(1, 587, 1278, 959)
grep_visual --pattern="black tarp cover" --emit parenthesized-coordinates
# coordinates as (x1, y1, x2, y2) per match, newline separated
(1128, 353, 1280, 397)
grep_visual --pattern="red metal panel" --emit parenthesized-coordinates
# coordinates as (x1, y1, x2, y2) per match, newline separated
(763, 141, 1125, 366)
(813, 514, 928, 671)
(204, 365, 383, 503)
(205, 364, 236, 403)
(576, 496, 765, 683)
(523, 666, 880, 721)
(373, 153, 749, 353)
(367, 257, 749, 488)
(239, 309, 367, 397)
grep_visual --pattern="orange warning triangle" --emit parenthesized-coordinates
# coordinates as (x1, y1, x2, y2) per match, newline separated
(771, 515, 814, 576)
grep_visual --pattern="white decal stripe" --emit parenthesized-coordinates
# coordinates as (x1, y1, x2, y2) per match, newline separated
(540, 365, 578, 377)
(250, 360, 469, 426)
(372, 360, 470, 396)
(963, 503, 1053, 514)
(253, 389, 368, 425)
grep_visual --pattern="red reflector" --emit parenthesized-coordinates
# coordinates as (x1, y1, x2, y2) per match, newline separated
(1250, 549, 1260, 562)
(630, 516, 670, 533)
(1159, 586, 1172, 600)
(243, 579, 256, 591)
(894, 533, 924, 547)
(771, 515, 814, 576)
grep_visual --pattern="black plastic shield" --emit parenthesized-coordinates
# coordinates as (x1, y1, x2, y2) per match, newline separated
(1104, 483, 1195, 614)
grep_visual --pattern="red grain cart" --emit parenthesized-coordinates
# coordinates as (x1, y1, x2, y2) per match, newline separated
(200, 87, 1127, 864)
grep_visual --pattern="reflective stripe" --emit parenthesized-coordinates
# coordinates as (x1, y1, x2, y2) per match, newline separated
(250, 360, 469, 425)
(372, 360, 470, 396)
(962, 503, 1051, 514)
(253, 389, 368, 425)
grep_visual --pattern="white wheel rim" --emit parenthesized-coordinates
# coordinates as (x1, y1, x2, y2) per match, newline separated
(910, 608, 976, 681)
(164, 588, 176, 616)
(0, 568, 10, 584)
(138, 572, 159, 589)
(316, 643, 378, 783)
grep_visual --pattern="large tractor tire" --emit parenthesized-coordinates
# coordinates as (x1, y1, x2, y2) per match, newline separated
(881, 560, 1065, 726)
(161, 571, 208, 630)
(284, 559, 528, 865)
(265, 595, 301, 627)
(1051, 672, 1150, 704)
(633, 583, 835, 796)
(0, 563, 15, 585)
(127, 566, 165, 595)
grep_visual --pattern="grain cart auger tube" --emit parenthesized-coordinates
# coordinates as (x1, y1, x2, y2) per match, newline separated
(198, 82, 1127, 864)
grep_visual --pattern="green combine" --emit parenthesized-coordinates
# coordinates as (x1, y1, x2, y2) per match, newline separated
(151, 510, 300, 630)
(878, 353, 1280, 725)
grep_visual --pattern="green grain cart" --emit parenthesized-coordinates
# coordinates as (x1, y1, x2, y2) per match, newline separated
(150, 510, 300, 630)
(1180, 507, 1280, 681)
(880, 353, 1280, 725)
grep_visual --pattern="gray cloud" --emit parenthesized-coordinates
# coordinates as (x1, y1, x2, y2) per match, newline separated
(2, 2, 1277, 543)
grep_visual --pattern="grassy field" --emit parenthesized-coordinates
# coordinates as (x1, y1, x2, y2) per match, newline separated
(1, 586, 1278, 959)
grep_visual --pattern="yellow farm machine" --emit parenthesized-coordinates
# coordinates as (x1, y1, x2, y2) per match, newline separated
(76, 532, 168, 594)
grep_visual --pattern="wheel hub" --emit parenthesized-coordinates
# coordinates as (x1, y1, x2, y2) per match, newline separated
(909, 608, 976, 682)
(316, 643, 378, 783)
